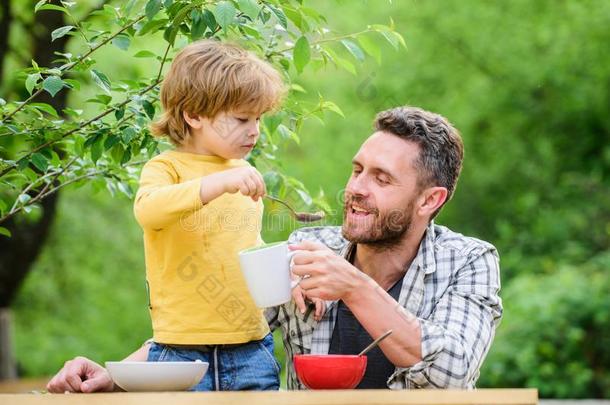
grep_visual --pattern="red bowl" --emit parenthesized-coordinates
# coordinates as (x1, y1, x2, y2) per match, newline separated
(293, 354, 367, 389)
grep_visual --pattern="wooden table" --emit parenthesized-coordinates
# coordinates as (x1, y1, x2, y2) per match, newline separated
(0, 389, 537, 405)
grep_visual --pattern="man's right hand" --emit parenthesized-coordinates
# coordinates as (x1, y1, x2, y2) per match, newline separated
(46, 356, 114, 393)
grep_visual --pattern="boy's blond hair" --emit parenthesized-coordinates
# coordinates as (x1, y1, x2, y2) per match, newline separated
(151, 40, 285, 145)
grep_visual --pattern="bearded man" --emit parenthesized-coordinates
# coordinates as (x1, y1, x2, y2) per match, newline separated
(268, 106, 502, 389)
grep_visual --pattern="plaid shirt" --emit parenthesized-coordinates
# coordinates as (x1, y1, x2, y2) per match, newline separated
(265, 222, 502, 390)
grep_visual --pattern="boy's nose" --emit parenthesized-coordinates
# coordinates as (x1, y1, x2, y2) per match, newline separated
(248, 122, 260, 137)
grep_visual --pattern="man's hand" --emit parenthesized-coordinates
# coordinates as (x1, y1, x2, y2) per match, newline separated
(289, 241, 367, 302)
(46, 357, 114, 393)
(291, 283, 326, 321)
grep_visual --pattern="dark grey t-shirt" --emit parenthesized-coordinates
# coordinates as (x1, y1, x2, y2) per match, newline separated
(328, 276, 404, 389)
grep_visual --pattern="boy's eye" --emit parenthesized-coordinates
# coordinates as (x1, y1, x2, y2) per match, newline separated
(236, 117, 249, 123)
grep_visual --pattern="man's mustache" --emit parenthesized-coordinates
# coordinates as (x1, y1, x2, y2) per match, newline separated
(343, 194, 380, 216)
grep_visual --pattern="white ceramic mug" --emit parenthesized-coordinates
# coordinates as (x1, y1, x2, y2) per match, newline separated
(238, 241, 297, 308)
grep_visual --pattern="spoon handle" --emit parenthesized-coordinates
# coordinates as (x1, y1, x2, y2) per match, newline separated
(358, 329, 393, 356)
(264, 195, 295, 212)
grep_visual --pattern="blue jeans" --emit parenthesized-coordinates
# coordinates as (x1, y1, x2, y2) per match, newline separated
(147, 333, 280, 391)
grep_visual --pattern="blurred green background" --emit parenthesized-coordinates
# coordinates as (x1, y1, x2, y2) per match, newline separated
(7, 0, 610, 397)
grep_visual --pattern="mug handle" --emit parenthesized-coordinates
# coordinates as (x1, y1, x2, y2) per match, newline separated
(287, 250, 302, 288)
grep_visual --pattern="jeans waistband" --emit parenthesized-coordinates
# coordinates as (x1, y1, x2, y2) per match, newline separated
(160, 337, 263, 352)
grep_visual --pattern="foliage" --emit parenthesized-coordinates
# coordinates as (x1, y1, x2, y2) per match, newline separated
(479, 255, 610, 397)
(8, 0, 610, 397)
(0, 0, 404, 232)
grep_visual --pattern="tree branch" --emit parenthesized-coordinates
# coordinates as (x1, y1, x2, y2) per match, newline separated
(0, 79, 160, 178)
(3, 14, 145, 121)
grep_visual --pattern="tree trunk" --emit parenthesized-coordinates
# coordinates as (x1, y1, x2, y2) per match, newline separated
(0, 0, 70, 379)
(0, 308, 17, 380)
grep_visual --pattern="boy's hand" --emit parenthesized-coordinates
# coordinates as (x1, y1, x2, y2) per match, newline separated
(222, 166, 266, 201)
(292, 284, 326, 322)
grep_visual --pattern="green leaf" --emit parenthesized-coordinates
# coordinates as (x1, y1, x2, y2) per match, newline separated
(341, 39, 365, 62)
(334, 55, 356, 75)
(163, 24, 179, 45)
(25, 73, 41, 95)
(133, 50, 157, 58)
(63, 79, 81, 90)
(266, 4, 287, 29)
(31, 103, 59, 117)
(145, 0, 162, 20)
(237, 0, 260, 20)
(214, 1, 236, 31)
(163, 0, 173, 8)
(51, 25, 74, 42)
(31, 153, 49, 172)
(91, 138, 104, 163)
(34, 0, 48, 12)
(121, 147, 132, 165)
(112, 34, 131, 51)
(0, 226, 11, 238)
(117, 182, 133, 198)
(190, 9, 206, 39)
(122, 127, 137, 144)
(283, 6, 303, 30)
(104, 135, 121, 150)
(322, 100, 345, 117)
(37, 4, 69, 14)
(63, 107, 82, 118)
(290, 83, 306, 93)
(123, 0, 138, 16)
(295, 189, 313, 206)
(42, 76, 65, 97)
(142, 100, 155, 119)
(293, 36, 310, 74)
(115, 106, 125, 120)
(91, 69, 111, 94)
(137, 18, 168, 36)
(201, 9, 217, 32)
(84, 132, 102, 148)
(370, 27, 406, 50)
(358, 34, 382, 65)
(111, 144, 125, 163)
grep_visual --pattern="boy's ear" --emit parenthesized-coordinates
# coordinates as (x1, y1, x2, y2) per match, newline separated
(182, 111, 204, 129)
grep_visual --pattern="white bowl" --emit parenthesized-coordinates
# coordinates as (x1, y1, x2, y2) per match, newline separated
(105, 361, 208, 392)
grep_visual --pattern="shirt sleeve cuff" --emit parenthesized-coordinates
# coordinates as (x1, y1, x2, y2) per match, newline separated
(387, 319, 445, 388)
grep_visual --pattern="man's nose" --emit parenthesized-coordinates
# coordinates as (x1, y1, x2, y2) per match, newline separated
(346, 175, 369, 198)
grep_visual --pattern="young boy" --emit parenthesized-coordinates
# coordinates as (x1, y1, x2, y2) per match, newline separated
(134, 39, 305, 391)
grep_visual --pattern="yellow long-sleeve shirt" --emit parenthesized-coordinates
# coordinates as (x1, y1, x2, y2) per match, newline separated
(134, 150, 269, 345)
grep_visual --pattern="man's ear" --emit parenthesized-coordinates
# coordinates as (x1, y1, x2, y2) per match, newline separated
(416, 186, 448, 218)
(182, 111, 204, 129)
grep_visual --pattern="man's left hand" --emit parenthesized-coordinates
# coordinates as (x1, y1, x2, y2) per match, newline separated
(289, 241, 366, 302)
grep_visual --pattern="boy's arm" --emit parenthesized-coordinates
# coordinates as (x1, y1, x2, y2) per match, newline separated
(133, 159, 205, 230)
(134, 159, 265, 230)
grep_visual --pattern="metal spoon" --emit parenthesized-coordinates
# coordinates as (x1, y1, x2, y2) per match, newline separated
(358, 330, 393, 356)
(264, 195, 325, 222)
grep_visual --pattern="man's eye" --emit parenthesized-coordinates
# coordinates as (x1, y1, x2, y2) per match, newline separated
(377, 177, 390, 184)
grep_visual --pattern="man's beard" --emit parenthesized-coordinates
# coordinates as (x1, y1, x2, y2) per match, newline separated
(341, 195, 414, 248)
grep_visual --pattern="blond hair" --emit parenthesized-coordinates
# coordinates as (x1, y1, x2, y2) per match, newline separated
(150, 39, 285, 145)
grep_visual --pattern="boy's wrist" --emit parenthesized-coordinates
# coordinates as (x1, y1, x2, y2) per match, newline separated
(199, 172, 227, 204)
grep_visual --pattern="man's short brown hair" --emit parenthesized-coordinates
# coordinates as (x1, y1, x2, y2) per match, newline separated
(151, 39, 285, 145)
(374, 106, 464, 217)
